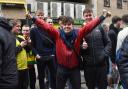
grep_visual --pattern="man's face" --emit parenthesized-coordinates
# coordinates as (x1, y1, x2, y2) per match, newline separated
(63, 23, 73, 33)
(116, 20, 122, 28)
(83, 12, 94, 22)
(22, 26, 30, 36)
(12, 23, 21, 34)
(46, 19, 53, 26)
(36, 13, 44, 20)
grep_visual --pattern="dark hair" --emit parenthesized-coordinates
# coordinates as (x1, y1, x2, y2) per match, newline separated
(58, 15, 66, 24)
(63, 16, 74, 24)
(58, 15, 66, 22)
(122, 14, 128, 24)
(112, 16, 121, 24)
(83, 8, 93, 15)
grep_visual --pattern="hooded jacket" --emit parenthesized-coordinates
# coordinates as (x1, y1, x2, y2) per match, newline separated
(0, 17, 18, 88)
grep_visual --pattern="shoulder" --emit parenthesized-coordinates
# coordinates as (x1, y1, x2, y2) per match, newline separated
(0, 27, 11, 40)
(122, 35, 128, 47)
(117, 30, 124, 38)
(108, 30, 115, 35)
(119, 35, 128, 57)
(118, 27, 128, 35)
(0, 27, 15, 48)
(30, 27, 37, 31)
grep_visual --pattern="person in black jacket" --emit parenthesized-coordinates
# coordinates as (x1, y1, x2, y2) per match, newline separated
(81, 8, 112, 89)
(0, 17, 18, 89)
(108, 16, 121, 64)
(108, 16, 121, 88)
(30, 10, 56, 89)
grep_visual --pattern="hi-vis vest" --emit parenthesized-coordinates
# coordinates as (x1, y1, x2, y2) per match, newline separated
(16, 35, 27, 70)
(27, 51, 36, 65)
(17, 35, 36, 65)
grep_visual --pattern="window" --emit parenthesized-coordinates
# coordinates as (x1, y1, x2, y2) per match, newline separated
(63, 3, 74, 18)
(104, 0, 110, 7)
(75, 4, 85, 19)
(50, 2, 61, 18)
(117, 0, 122, 9)
(37, 2, 48, 17)
(59, 0, 86, 3)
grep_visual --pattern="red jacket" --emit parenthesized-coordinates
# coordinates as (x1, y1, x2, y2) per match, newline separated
(35, 16, 104, 69)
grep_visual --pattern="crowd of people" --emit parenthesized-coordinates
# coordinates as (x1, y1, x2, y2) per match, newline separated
(0, 7, 128, 89)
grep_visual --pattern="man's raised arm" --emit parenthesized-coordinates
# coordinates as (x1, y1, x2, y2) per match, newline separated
(79, 10, 111, 38)
(26, 14, 58, 38)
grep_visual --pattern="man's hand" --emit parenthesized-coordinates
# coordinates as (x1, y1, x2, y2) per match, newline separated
(26, 12, 32, 19)
(20, 41, 27, 47)
(102, 9, 111, 17)
(36, 54, 41, 59)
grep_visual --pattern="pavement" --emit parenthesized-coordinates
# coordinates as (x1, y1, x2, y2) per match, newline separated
(80, 71, 88, 89)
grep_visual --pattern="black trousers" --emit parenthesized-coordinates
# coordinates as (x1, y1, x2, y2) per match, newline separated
(56, 66, 81, 89)
(28, 65, 36, 89)
(36, 58, 56, 89)
(17, 69, 29, 89)
(84, 65, 107, 89)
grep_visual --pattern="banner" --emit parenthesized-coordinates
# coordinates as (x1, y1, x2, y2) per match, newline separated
(0, 0, 26, 4)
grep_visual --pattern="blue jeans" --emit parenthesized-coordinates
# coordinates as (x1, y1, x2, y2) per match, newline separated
(56, 66, 81, 89)
(120, 76, 128, 89)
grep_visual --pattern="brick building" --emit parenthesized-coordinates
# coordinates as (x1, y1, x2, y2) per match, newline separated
(0, 0, 127, 24)
(27, 0, 128, 23)
(90, 0, 128, 23)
